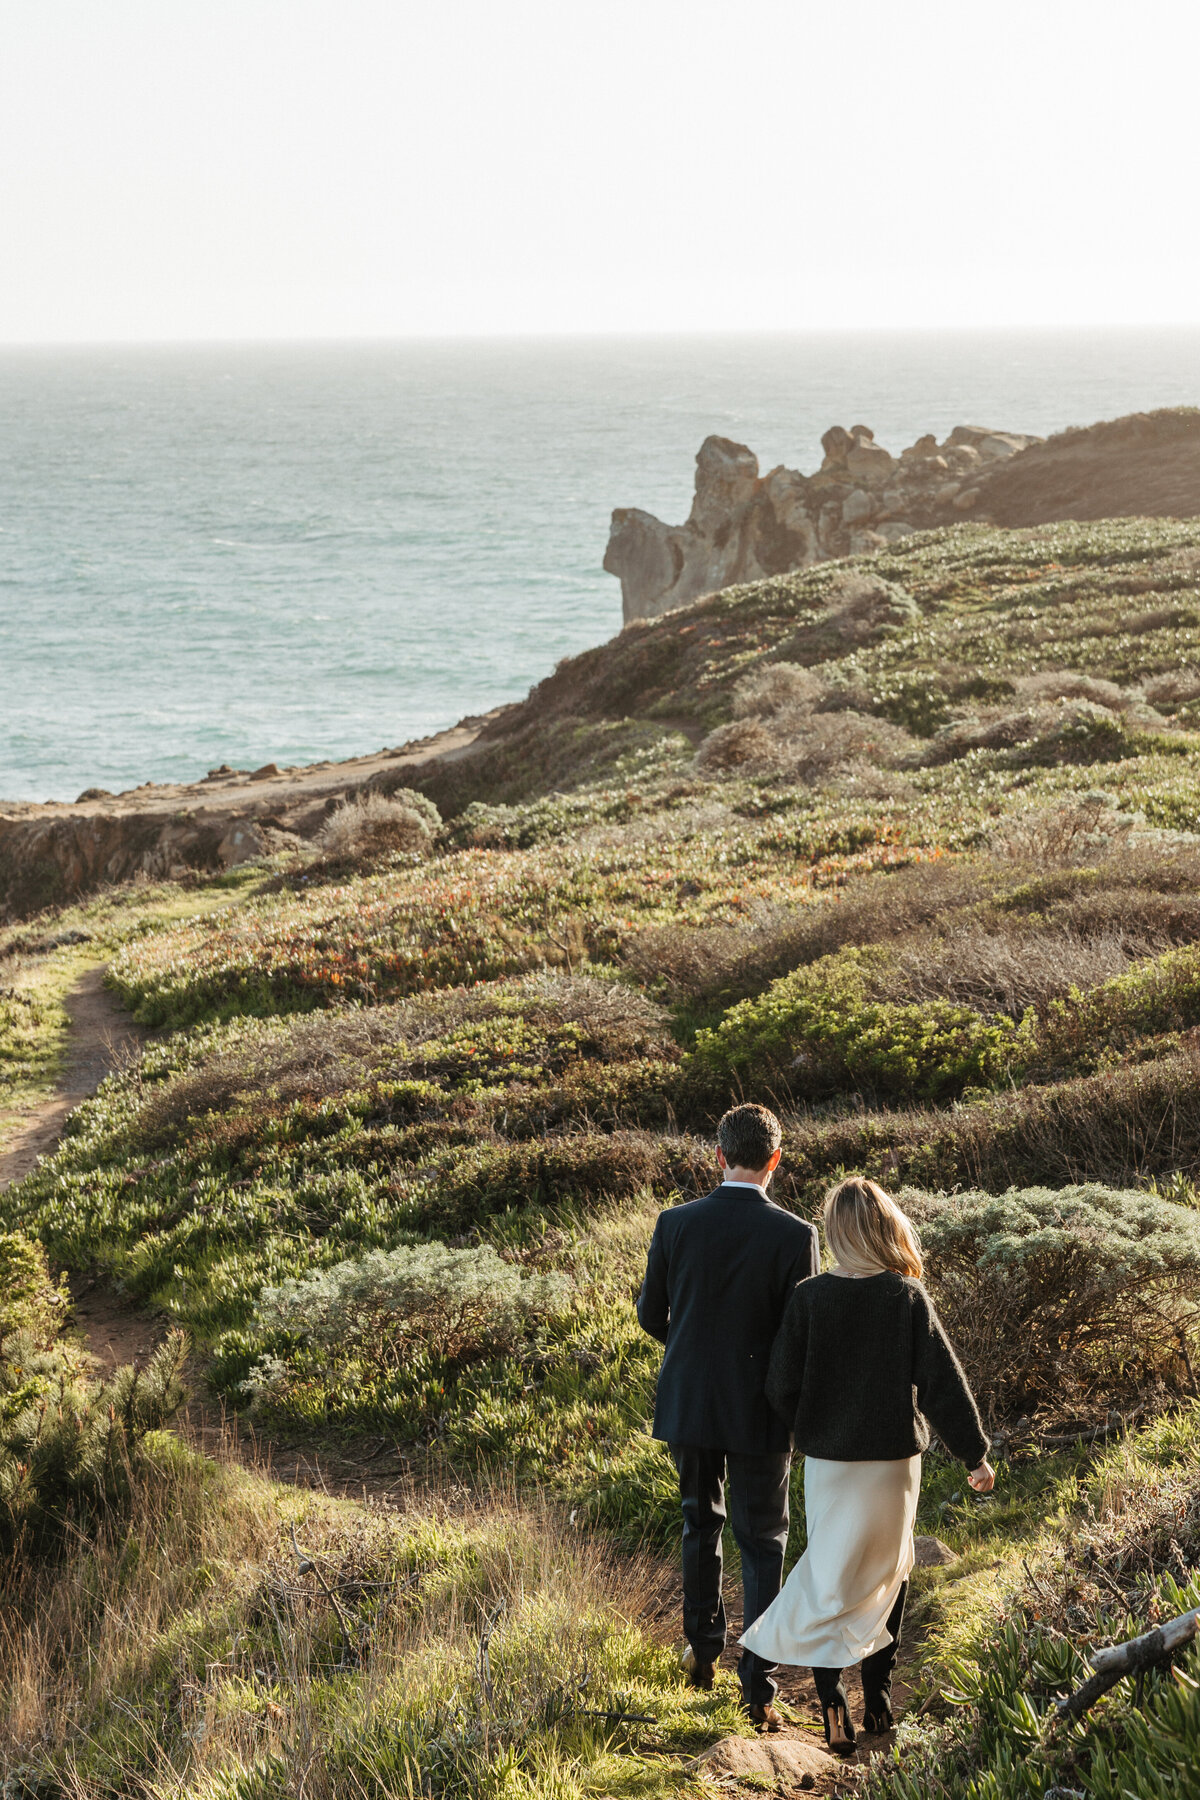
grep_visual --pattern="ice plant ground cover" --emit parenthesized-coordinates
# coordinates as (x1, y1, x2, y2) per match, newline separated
(8, 518, 1200, 1793)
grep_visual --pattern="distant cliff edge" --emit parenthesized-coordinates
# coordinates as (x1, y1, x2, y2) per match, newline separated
(604, 408, 1200, 622)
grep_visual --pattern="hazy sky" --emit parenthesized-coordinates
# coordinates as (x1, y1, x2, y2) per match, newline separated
(2, 0, 1198, 342)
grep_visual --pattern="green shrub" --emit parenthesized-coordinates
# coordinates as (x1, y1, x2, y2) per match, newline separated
(684, 946, 1032, 1106)
(907, 1183, 1200, 1424)
(0, 1231, 69, 1348)
(249, 1241, 570, 1377)
(1036, 942, 1200, 1071)
(1, 1329, 187, 1555)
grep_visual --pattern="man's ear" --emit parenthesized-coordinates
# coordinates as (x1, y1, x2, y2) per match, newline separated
(716, 1147, 727, 1170)
(766, 1148, 782, 1173)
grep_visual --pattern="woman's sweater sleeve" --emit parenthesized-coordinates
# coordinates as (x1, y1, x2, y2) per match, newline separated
(766, 1286, 808, 1427)
(911, 1286, 989, 1468)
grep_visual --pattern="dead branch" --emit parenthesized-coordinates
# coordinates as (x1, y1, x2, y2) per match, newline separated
(289, 1521, 355, 1668)
(1055, 1606, 1199, 1721)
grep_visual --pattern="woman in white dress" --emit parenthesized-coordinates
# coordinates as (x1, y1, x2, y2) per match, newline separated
(739, 1177, 994, 1751)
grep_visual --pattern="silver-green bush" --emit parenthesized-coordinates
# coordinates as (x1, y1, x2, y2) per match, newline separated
(906, 1182, 1200, 1424)
(252, 1241, 570, 1375)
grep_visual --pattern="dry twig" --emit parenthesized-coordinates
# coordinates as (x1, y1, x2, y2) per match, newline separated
(1055, 1606, 1200, 1721)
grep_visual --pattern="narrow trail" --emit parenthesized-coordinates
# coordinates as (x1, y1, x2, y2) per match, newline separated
(0, 969, 904, 1787)
(0, 965, 147, 1191)
(0, 970, 381, 1497)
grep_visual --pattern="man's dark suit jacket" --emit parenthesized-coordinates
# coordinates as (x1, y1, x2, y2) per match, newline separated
(637, 1183, 820, 1455)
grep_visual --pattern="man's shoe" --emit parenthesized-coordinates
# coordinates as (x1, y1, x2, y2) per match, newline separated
(746, 1703, 784, 1733)
(681, 1647, 716, 1690)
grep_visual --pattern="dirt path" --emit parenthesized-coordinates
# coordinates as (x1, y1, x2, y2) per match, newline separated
(0, 966, 499, 1498)
(0, 965, 147, 1192)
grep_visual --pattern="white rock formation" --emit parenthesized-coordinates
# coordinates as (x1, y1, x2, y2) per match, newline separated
(604, 421, 1042, 622)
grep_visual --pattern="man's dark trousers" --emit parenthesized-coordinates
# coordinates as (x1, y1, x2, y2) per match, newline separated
(671, 1444, 791, 1706)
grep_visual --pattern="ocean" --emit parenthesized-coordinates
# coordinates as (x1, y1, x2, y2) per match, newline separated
(3, 329, 1200, 805)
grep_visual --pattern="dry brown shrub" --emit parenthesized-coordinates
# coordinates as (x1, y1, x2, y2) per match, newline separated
(880, 924, 1144, 1016)
(771, 1045, 1200, 1213)
(1016, 671, 1168, 728)
(821, 571, 920, 642)
(695, 710, 914, 782)
(1014, 669, 1132, 712)
(628, 845, 1200, 1009)
(137, 974, 668, 1140)
(923, 702, 1066, 764)
(693, 719, 776, 773)
(1048, 881, 1200, 947)
(812, 681, 878, 714)
(731, 661, 823, 718)
(776, 710, 916, 781)
(622, 920, 751, 1000)
(318, 790, 438, 859)
(624, 859, 1002, 1002)
(1144, 668, 1200, 706)
(989, 792, 1138, 862)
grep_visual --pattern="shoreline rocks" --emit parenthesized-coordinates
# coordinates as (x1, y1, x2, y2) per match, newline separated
(0, 714, 507, 923)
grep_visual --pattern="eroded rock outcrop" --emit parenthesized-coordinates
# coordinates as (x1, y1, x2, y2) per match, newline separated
(604, 437, 817, 622)
(607, 408, 1200, 623)
(605, 422, 1040, 622)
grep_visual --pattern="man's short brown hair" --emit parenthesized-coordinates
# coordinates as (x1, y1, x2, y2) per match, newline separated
(717, 1103, 782, 1172)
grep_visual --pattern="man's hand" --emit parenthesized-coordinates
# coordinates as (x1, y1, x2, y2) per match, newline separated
(968, 1459, 995, 1493)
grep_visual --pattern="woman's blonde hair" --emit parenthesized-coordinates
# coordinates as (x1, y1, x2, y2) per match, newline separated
(823, 1176, 923, 1279)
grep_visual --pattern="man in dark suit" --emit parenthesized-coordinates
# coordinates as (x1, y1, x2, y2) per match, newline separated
(637, 1103, 819, 1729)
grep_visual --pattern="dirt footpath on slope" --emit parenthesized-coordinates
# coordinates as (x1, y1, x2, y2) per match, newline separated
(0, 965, 147, 1191)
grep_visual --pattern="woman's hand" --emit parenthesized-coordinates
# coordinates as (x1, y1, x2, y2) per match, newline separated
(968, 1459, 995, 1493)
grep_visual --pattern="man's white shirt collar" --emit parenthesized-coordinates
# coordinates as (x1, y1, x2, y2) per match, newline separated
(721, 1178, 769, 1197)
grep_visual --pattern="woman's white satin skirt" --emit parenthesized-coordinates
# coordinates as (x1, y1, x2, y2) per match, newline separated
(739, 1454, 920, 1668)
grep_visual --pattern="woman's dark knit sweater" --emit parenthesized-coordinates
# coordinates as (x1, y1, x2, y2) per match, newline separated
(766, 1270, 989, 1467)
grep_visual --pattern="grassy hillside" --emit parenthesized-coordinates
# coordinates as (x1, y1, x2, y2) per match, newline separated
(7, 516, 1200, 1795)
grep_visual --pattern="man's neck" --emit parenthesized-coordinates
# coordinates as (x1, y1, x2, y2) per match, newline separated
(722, 1171, 771, 1188)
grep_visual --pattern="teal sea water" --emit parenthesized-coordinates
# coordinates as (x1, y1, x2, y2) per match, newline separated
(3, 329, 1200, 804)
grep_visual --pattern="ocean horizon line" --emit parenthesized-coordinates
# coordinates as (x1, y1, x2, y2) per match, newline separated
(4, 321, 1200, 354)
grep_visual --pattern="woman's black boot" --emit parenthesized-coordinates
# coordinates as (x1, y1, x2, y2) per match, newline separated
(812, 1666, 856, 1753)
(860, 1687, 894, 1735)
(861, 1581, 907, 1734)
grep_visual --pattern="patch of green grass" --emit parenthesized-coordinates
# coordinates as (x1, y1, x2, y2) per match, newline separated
(0, 981, 68, 1106)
